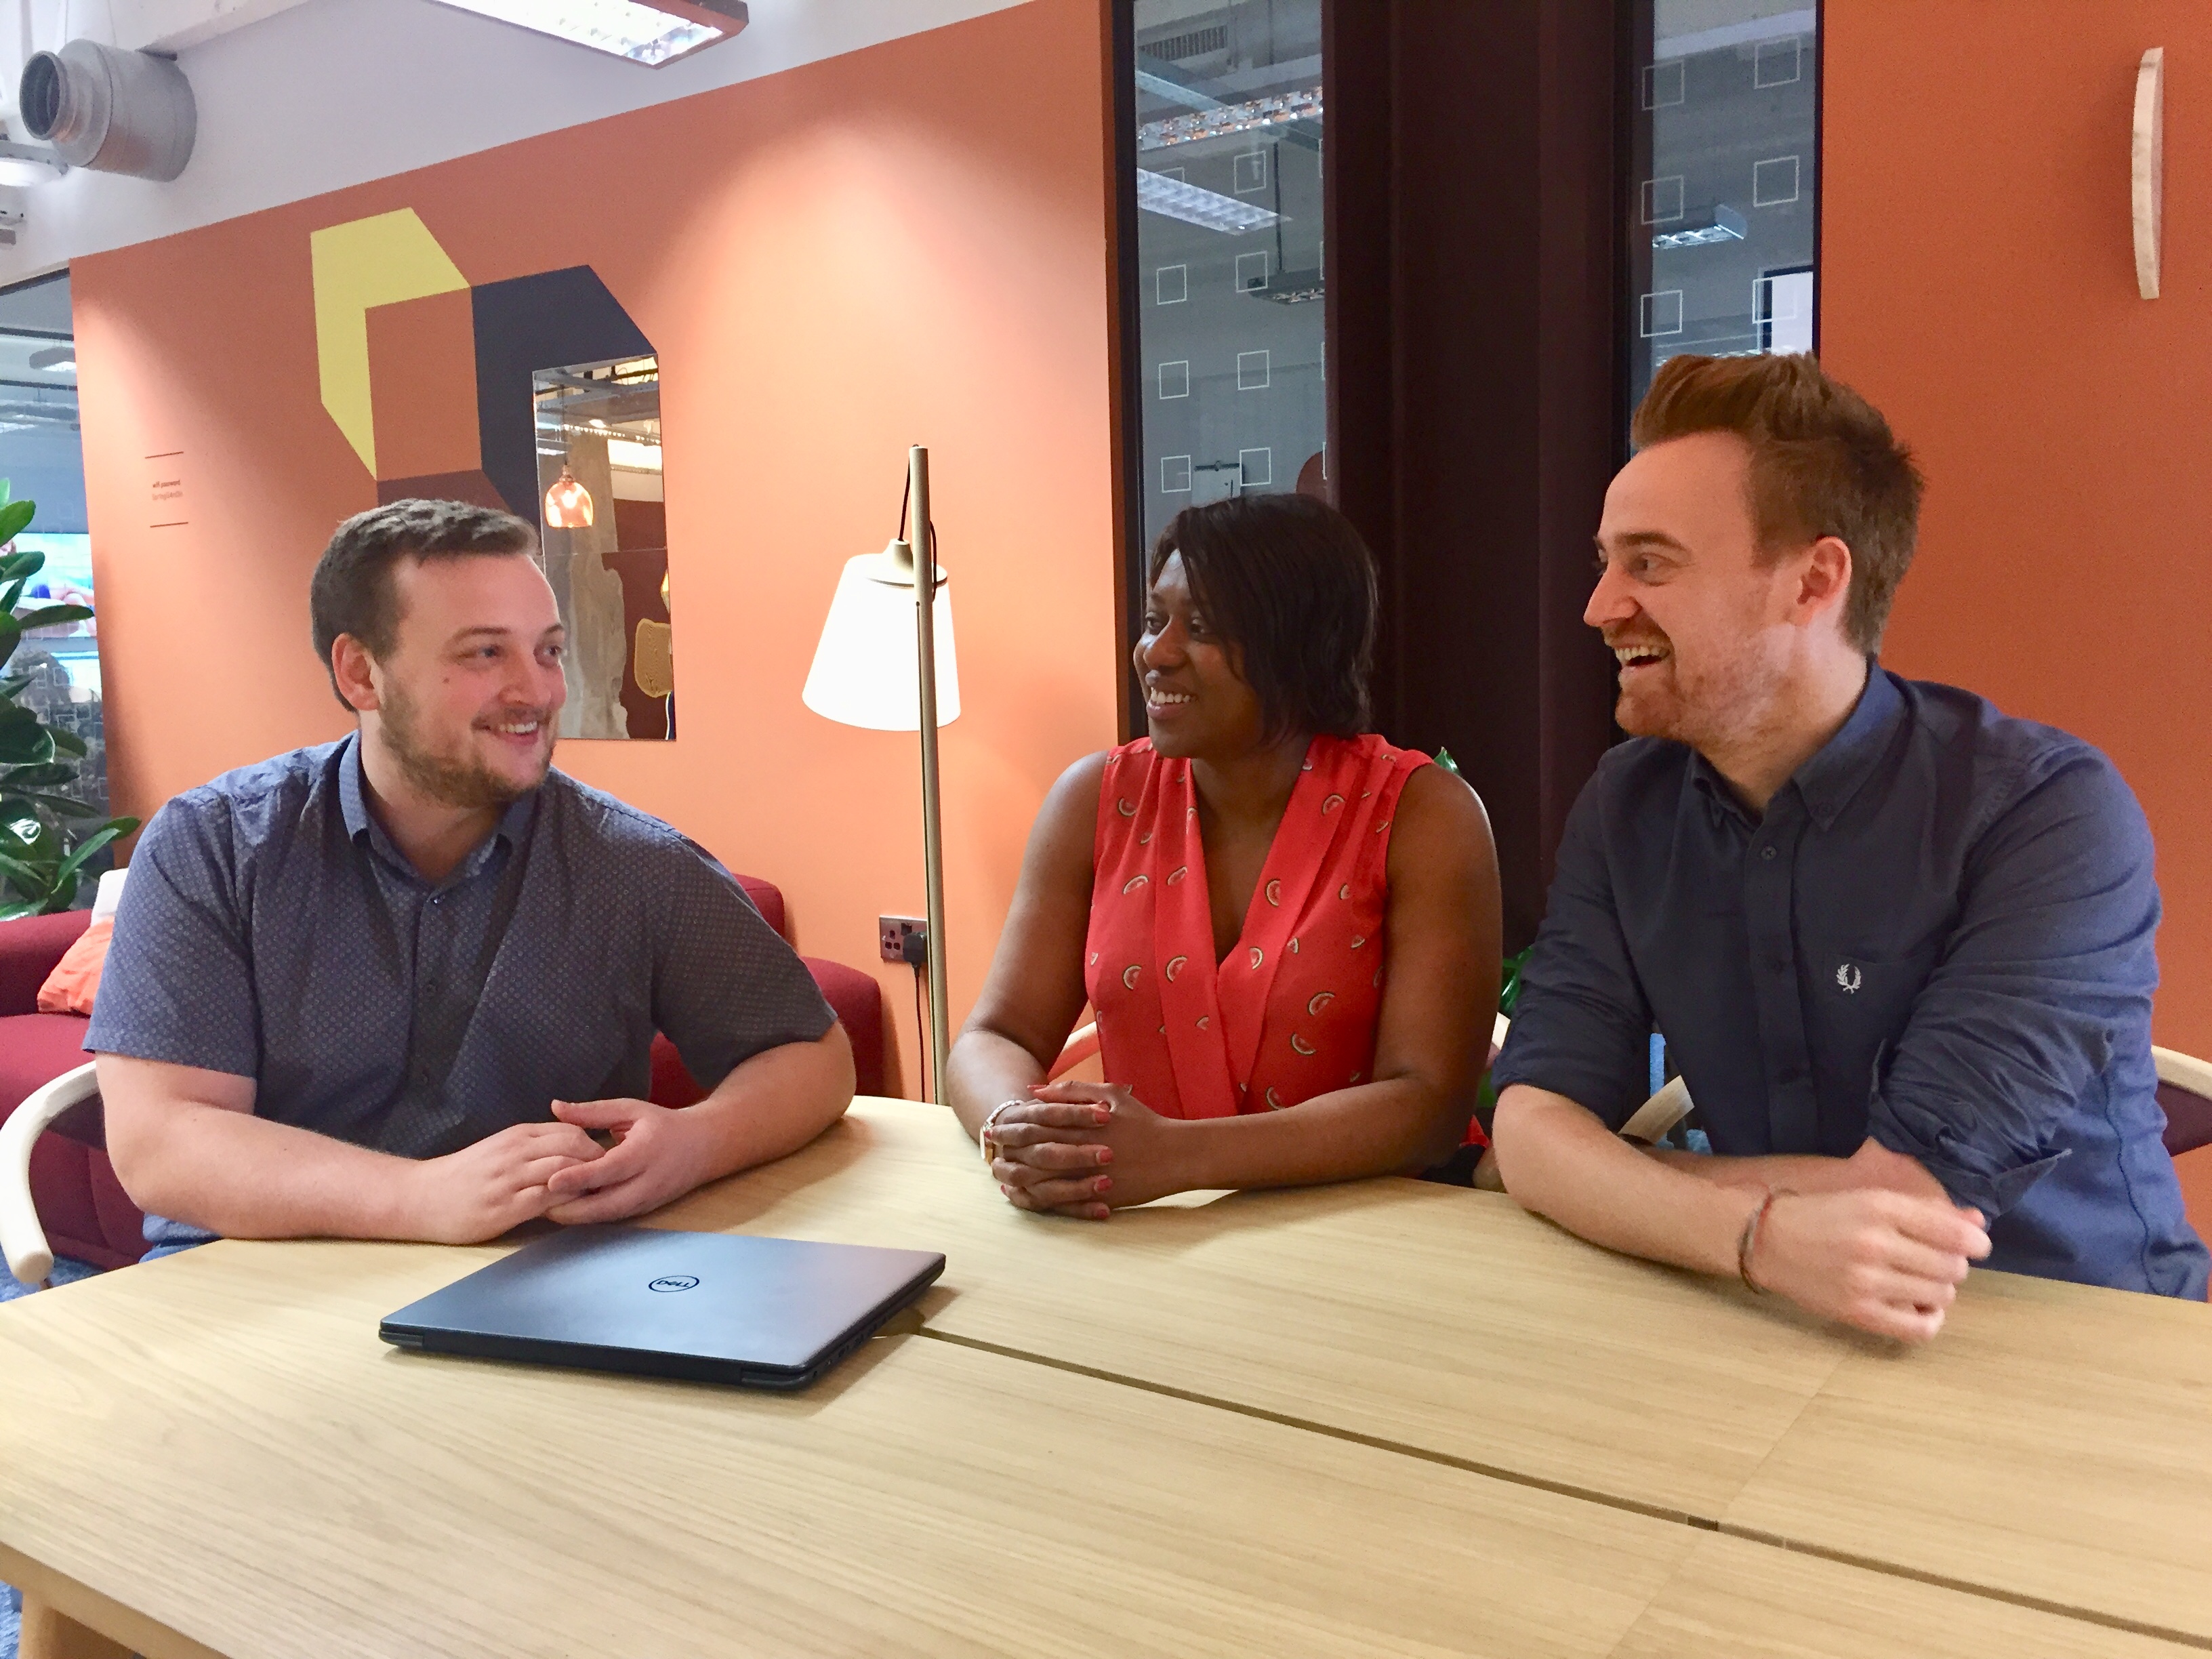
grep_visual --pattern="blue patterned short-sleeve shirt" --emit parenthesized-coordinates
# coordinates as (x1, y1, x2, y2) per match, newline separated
(87, 735, 836, 1167)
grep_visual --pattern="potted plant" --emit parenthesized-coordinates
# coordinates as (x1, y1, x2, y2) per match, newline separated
(0, 493, 136, 918)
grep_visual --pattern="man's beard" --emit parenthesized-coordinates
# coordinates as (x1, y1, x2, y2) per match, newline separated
(1608, 630, 1772, 753)
(380, 680, 553, 810)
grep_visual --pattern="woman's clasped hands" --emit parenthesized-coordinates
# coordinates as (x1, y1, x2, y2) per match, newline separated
(985, 1081, 1200, 1220)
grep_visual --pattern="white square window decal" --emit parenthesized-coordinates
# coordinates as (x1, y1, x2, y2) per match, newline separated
(1239, 447, 1272, 488)
(1643, 60, 1684, 109)
(1233, 148, 1269, 193)
(1639, 290, 1685, 337)
(1160, 455, 1193, 493)
(1753, 38, 1802, 88)
(1156, 264, 1188, 305)
(1753, 155, 1801, 207)
(1641, 176, 1685, 225)
(1158, 360, 1191, 399)
(1237, 350, 1270, 390)
(1234, 251, 1269, 293)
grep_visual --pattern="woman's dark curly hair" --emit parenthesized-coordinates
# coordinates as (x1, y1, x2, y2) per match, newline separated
(1147, 492, 1378, 741)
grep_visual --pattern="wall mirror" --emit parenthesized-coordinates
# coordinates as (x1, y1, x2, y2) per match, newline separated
(533, 353, 672, 739)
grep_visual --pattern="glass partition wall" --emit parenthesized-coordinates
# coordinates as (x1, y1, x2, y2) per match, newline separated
(1624, 1, 1820, 425)
(0, 272, 110, 871)
(1129, 1, 1325, 556)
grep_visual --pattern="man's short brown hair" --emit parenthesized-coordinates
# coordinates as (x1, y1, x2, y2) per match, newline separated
(1631, 353, 1924, 655)
(308, 498, 539, 710)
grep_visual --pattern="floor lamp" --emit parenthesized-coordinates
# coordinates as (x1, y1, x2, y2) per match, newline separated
(802, 445, 960, 1101)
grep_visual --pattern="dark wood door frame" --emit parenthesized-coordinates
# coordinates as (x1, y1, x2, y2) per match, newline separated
(1326, 1, 1624, 949)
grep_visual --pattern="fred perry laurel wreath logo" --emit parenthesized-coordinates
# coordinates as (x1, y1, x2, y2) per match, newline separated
(649, 1275, 700, 1293)
(1835, 963, 1864, 994)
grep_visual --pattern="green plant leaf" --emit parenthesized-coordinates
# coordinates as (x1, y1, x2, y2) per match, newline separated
(0, 761, 75, 787)
(0, 673, 28, 699)
(11, 603, 91, 632)
(0, 498, 38, 544)
(0, 846, 54, 895)
(0, 901, 41, 922)
(1434, 747, 1460, 775)
(52, 820, 129, 886)
(45, 726, 85, 758)
(0, 579, 21, 614)
(0, 611, 20, 669)
(1498, 945, 1533, 1018)
(3, 789, 99, 819)
(0, 549, 41, 583)
(0, 720, 54, 766)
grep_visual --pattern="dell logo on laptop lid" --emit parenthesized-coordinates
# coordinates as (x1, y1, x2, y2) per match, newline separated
(649, 1275, 700, 1293)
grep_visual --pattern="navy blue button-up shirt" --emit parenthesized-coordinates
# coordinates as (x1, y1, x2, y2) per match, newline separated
(1494, 668, 2209, 1299)
(88, 735, 835, 1166)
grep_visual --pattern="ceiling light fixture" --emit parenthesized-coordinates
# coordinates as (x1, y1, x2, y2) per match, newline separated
(426, 0, 747, 66)
(1139, 86, 1322, 152)
(544, 466, 595, 528)
(1136, 169, 1282, 234)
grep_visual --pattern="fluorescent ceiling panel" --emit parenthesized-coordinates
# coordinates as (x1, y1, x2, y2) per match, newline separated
(427, 0, 747, 66)
(1136, 170, 1282, 234)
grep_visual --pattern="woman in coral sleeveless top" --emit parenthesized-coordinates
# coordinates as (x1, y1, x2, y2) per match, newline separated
(948, 493, 1501, 1218)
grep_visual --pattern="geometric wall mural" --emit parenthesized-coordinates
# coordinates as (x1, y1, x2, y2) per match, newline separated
(310, 211, 671, 741)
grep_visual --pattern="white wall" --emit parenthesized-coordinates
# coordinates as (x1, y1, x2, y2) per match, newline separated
(0, 0, 1033, 281)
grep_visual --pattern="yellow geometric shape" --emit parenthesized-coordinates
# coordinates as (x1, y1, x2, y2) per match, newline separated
(310, 209, 470, 476)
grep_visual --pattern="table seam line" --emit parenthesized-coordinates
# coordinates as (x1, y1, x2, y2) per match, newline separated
(914, 1326, 1706, 1526)
(917, 1328, 2210, 1654)
(1709, 1523, 2211, 1653)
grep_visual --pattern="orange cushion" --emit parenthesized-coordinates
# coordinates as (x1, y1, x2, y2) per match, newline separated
(37, 915, 112, 1016)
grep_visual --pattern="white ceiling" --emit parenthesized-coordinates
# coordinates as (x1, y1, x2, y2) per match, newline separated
(0, 0, 1035, 285)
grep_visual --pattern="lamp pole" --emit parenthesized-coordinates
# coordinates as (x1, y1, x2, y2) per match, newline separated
(909, 444, 951, 1101)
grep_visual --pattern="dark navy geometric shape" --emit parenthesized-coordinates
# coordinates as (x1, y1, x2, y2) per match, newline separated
(471, 267, 654, 522)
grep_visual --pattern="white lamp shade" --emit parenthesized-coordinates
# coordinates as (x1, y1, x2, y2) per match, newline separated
(802, 554, 960, 731)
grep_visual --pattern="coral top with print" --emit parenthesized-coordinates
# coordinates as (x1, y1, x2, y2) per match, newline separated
(1085, 733, 1430, 1120)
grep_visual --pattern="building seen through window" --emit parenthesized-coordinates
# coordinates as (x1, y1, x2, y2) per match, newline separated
(1131, 0, 1324, 558)
(1627, 1, 1819, 424)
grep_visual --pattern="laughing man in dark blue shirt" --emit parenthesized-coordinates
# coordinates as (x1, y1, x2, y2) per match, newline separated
(1492, 354, 2208, 1340)
(88, 499, 854, 1250)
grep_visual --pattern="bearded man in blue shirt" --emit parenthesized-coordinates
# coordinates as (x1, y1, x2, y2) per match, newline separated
(1491, 352, 2207, 1340)
(89, 499, 854, 1253)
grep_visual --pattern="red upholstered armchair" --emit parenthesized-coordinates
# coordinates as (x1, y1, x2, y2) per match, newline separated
(0, 873, 884, 1272)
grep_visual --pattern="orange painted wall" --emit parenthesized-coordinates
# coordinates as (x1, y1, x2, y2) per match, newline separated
(71, 0, 1119, 1094)
(1823, 2, 2212, 1057)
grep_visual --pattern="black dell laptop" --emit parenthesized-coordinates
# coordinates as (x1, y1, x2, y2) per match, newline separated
(380, 1225, 945, 1391)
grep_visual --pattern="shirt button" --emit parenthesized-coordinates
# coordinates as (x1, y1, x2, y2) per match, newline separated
(1761, 846, 1778, 861)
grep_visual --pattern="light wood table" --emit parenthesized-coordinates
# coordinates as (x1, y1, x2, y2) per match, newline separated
(1610, 1534, 2193, 1659)
(1723, 1265, 2212, 1648)
(651, 1097, 1861, 1523)
(0, 1230, 1683, 1659)
(0, 1227, 2184, 1659)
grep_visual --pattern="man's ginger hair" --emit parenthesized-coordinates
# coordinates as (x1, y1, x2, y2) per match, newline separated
(1632, 352, 1925, 654)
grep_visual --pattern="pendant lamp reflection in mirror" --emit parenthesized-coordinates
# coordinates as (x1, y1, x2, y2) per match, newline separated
(544, 465, 595, 529)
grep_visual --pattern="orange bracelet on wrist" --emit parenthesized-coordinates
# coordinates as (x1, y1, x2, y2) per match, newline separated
(1738, 1187, 1790, 1292)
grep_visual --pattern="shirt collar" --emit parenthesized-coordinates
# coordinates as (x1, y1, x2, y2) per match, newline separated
(1789, 663, 1904, 830)
(1685, 663, 1904, 832)
(337, 730, 539, 880)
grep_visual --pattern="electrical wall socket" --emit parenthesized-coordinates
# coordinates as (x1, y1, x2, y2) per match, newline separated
(879, 916, 927, 964)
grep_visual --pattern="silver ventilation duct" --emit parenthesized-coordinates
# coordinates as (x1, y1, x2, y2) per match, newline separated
(19, 40, 195, 182)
